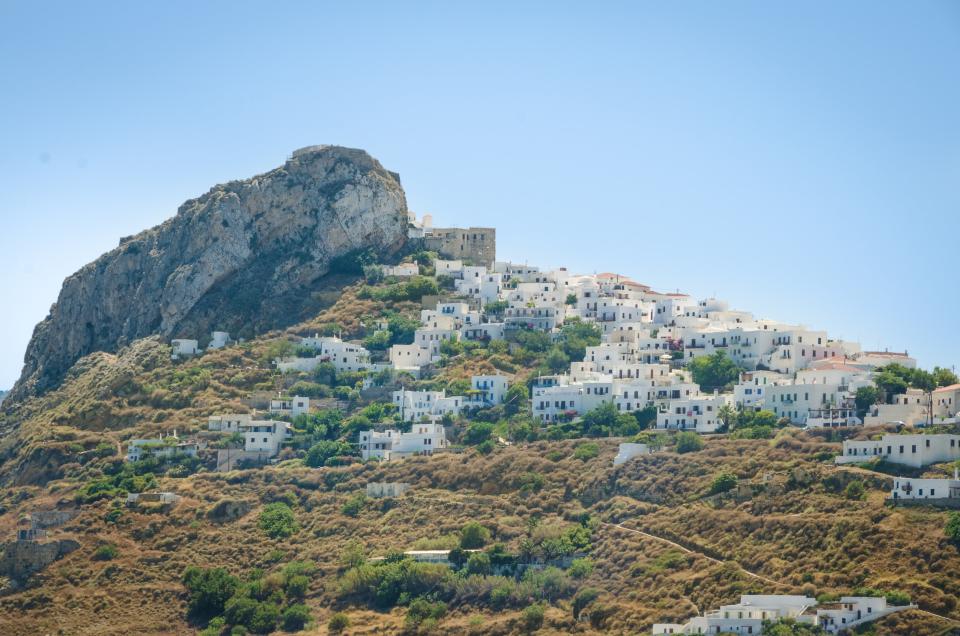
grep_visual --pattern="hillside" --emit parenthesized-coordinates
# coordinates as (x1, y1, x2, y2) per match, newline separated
(0, 277, 959, 635)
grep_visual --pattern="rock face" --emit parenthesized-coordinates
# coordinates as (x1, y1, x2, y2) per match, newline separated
(11, 146, 407, 401)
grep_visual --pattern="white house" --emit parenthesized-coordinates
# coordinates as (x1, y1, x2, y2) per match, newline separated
(933, 383, 960, 420)
(208, 331, 231, 350)
(813, 597, 912, 633)
(467, 375, 509, 407)
(890, 469, 960, 503)
(383, 262, 420, 277)
(269, 396, 310, 417)
(836, 433, 960, 468)
(171, 339, 199, 360)
(293, 335, 372, 372)
(435, 259, 464, 277)
(863, 388, 929, 427)
(653, 595, 817, 635)
(656, 394, 730, 433)
(393, 389, 463, 422)
(359, 422, 448, 461)
(462, 322, 506, 342)
(126, 435, 202, 462)
(241, 420, 291, 455)
(389, 343, 436, 374)
(208, 414, 252, 433)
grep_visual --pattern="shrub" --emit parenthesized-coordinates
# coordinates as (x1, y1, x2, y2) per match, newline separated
(675, 431, 704, 454)
(844, 480, 865, 500)
(248, 602, 280, 634)
(258, 503, 298, 539)
(341, 493, 368, 517)
(182, 566, 240, 619)
(572, 587, 600, 619)
(521, 603, 545, 631)
(281, 604, 311, 632)
(709, 472, 738, 495)
(328, 612, 350, 633)
(460, 522, 491, 549)
(406, 598, 447, 627)
(92, 543, 118, 561)
(224, 596, 259, 627)
(199, 617, 226, 636)
(568, 557, 594, 579)
(947, 512, 960, 544)
(573, 442, 600, 461)
(285, 574, 309, 598)
(466, 551, 492, 575)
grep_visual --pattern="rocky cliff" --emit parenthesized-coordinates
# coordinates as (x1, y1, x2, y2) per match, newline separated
(10, 146, 407, 401)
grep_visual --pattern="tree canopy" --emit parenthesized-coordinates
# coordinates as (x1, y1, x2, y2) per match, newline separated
(688, 351, 741, 393)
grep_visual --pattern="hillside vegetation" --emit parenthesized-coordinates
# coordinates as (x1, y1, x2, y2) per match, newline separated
(0, 280, 958, 635)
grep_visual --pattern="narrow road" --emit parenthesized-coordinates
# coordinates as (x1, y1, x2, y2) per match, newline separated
(600, 521, 796, 588)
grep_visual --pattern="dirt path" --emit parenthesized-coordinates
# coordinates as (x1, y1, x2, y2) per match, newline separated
(600, 521, 799, 588)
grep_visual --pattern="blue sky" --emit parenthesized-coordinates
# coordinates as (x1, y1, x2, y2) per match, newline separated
(1, 1, 958, 388)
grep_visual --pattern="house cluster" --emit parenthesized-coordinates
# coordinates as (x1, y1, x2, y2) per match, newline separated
(170, 330, 234, 360)
(653, 594, 912, 635)
(263, 215, 954, 436)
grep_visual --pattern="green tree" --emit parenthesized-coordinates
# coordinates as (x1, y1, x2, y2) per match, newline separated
(460, 521, 491, 549)
(224, 596, 259, 627)
(258, 503, 298, 539)
(463, 421, 494, 445)
(709, 472, 738, 495)
(580, 401, 639, 437)
(248, 602, 280, 634)
(688, 351, 741, 392)
(854, 386, 880, 418)
(544, 347, 570, 374)
(675, 431, 704, 454)
(933, 366, 959, 388)
(304, 440, 353, 467)
(281, 604, 311, 632)
(182, 566, 240, 619)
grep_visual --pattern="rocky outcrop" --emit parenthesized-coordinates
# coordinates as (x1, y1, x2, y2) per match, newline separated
(10, 146, 407, 401)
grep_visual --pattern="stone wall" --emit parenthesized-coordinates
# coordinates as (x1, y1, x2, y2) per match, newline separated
(422, 227, 496, 267)
(0, 539, 79, 582)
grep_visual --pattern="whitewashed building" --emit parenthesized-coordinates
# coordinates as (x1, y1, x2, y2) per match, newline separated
(392, 389, 463, 422)
(656, 394, 731, 433)
(467, 375, 509, 407)
(269, 396, 310, 417)
(836, 433, 960, 468)
(241, 420, 291, 455)
(208, 414, 252, 433)
(171, 339, 199, 360)
(653, 595, 817, 635)
(359, 422, 448, 461)
(890, 469, 960, 504)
